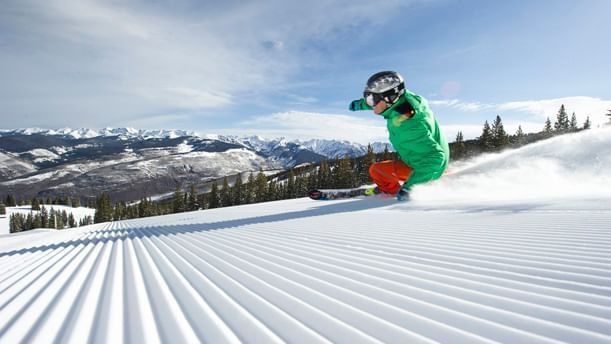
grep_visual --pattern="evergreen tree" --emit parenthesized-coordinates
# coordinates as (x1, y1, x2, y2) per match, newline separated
(266, 180, 278, 201)
(317, 160, 331, 188)
(68, 213, 77, 228)
(0, 203, 5, 216)
(57, 211, 66, 229)
(10, 213, 24, 233)
(514, 125, 526, 145)
(357, 144, 376, 185)
(491, 115, 509, 149)
(335, 157, 354, 188)
(307, 172, 317, 192)
(295, 174, 308, 197)
(188, 184, 199, 211)
(583, 116, 591, 129)
(569, 112, 579, 131)
(381, 145, 391, 161)
(25, 213, 34, 231)
(118, 201, 128, 219)
(31, 198, 41, 211)
(139, 197, 151, 217)
(48, 209, 57, 229)
(554, 104, 570, 132)
(33, 213, 42, 229)
(255, 170, 268, 203)
(208, 181, 220, 209)
(286, 170, 296, 198)
(94, 193, 113, 223)
(72, 197, 81, 208)
(172, 186, 185, 213)
(5, 194, 16, 207)
(40, 206, 49, 228)
(220, 177, 232, 207)
(453, 131, 466, 159)
(61, 210, 68, 226)
(232, 175, 243, 205)
(197, 194, 207, 210)
(478, 120, 494, 151)
(543, 117, 554, 136)
(245, 173, 255, 204)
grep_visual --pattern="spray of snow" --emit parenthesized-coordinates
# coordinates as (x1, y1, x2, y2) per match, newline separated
(415, 126, 611, 204)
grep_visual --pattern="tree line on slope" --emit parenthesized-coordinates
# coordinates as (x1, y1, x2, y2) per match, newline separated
(8, 205, 93, 233)
(91, 149, 387, 223)
(451, 105, 592, 160)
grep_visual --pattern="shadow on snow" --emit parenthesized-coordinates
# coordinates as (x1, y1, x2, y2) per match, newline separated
(0, 197, 394, 257)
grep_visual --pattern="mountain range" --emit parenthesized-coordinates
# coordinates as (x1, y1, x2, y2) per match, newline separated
(0, 128, 391, 201)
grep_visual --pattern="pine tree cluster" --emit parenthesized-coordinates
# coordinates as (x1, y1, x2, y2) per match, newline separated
(8, 205, 88, 233)
(1, 194, 82, 209)
(451, 104, 592, 161)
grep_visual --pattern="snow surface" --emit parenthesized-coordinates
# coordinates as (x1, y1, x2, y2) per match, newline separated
(20, 149, 61, 163)
(1, 128, 610, 343)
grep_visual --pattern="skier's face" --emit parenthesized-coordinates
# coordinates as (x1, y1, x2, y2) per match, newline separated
(373, 100, 388, 114)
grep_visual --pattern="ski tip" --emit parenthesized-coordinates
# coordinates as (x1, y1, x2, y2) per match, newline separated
(308, 189, 323, 200)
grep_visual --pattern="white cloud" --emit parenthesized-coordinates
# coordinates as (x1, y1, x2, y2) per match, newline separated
(0, 0, 417, 128)
(497, 97, 611, 125)
(430, 100, 494, 112)
(156, 87, 232, 109)
(231, 111, 388, 144)
(432, 96, 611, 127)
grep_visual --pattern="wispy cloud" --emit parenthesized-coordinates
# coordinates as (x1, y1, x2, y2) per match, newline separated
(432, 96, 611, 126)
(0, 0, 417, 128)
(430, 100, 494, 112)
(497, 97, 611, 124)
(228, 111, 388, 144)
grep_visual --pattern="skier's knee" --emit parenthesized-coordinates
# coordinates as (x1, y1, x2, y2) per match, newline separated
(368, 163, 378, 178)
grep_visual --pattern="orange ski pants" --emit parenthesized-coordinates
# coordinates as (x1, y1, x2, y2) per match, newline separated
(369, 160, 413, 194)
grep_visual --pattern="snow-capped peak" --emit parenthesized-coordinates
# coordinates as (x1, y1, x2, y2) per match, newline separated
(0, 127, 199, 140)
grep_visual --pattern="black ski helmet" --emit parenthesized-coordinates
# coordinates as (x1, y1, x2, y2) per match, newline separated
(363, 71, 405, 106)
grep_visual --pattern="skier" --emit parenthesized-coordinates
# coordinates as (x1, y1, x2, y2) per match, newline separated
(349, 71, 450, 200)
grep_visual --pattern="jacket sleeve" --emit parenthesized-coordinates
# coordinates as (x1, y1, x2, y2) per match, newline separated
(401, 121, 447, 189)
(350, 98, 373, 111)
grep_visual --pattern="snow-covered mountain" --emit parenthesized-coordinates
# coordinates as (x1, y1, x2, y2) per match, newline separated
(0, 151, 38, 180)
(0, 128, 389, 201)
(0, 127, 198, 140)
(1, 127, 610, 342)
(1, 127, 389, 159)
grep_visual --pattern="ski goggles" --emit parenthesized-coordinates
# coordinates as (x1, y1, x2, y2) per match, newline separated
(363, 88, 403, 107)
(364, 92, 385, 107)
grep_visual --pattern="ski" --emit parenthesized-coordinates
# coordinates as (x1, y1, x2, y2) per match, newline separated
(308, 186, 377, 200)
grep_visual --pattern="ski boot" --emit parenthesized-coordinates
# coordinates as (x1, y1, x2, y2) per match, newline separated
(396, 188, 410, 201)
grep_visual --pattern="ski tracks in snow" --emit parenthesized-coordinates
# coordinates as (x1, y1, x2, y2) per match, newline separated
(0, 199, 610, 343)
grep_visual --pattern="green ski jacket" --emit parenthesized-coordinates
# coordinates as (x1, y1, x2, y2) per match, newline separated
(352, 89, 450, 189)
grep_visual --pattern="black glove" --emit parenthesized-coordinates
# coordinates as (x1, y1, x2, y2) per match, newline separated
(349, 99, 361, 111)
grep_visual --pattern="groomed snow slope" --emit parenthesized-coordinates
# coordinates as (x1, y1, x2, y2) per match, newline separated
(1, 128, 611, 343)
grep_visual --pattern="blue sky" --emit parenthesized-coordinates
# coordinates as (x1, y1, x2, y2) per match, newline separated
(1, 0, 610, 143)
